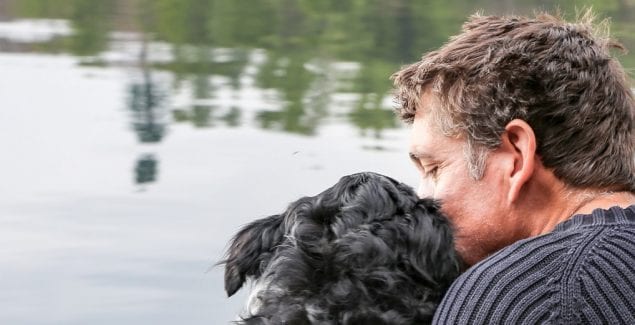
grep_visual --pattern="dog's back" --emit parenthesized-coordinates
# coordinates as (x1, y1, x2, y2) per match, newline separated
(222, 172, 462, 324)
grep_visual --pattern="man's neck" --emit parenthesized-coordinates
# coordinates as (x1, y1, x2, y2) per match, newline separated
(531, 190, 635, 237)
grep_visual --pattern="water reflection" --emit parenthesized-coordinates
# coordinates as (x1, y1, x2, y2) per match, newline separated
(134, 153, 158, 185)
(256, 54, 324, 135)
(68, 0, 111, 56)
(5, 0, 635, 142)
(128, 72, 167, 143)
(126, 33, 167, 143)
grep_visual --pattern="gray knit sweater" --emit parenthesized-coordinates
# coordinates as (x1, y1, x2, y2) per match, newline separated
(432, 205, 635, 324)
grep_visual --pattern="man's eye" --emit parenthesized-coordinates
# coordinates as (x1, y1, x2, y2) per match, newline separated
(424, 166, 439, 179)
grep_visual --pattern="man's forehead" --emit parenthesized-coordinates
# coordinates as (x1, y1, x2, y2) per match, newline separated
(409, 110, 462, 161)
(409, 122, 442, 161)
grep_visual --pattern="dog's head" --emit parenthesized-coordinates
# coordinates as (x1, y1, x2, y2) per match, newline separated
(222, 172, 462, 324)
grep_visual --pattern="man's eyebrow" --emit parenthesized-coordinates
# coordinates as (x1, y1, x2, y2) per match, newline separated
(409, 150, 435, 161)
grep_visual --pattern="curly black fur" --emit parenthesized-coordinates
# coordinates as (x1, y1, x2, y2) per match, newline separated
(222, 172, 462, 324)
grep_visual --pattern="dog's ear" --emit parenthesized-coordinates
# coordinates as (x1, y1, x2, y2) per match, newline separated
(222, 214, 285, 297)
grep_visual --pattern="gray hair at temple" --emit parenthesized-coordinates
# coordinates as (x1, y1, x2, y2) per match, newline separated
(392, 10, 635, 192)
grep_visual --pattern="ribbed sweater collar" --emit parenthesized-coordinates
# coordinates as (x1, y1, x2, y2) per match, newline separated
(554, 205, 635, 232)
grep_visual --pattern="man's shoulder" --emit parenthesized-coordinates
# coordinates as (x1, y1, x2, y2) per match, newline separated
(433, 230, 574, 324)
(433, 216, 635, 324)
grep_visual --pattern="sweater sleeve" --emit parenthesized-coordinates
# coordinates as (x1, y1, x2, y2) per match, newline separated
(432, 233, 572, 324)
(567, 228, 635, 324)
(433, 226, 635, 324)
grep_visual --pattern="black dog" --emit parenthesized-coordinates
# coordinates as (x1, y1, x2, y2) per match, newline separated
(222, 172, 462, 324)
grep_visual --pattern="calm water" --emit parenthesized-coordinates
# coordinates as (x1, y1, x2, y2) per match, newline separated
(1, 1, 633, 324)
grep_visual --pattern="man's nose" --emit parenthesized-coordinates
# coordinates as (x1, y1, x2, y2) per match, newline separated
(417, 178, 435, 198)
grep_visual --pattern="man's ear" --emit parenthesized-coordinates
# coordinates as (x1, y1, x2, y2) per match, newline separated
(500, 119, 537, 204)
(221, 214, 285, 297)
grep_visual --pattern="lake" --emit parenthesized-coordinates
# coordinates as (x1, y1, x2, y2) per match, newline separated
(1, 0, 633, 324)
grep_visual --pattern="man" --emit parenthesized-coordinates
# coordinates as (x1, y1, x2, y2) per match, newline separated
(392, 11, 635, 324)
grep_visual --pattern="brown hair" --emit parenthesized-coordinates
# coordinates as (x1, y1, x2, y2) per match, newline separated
(392, 11, 635, 191)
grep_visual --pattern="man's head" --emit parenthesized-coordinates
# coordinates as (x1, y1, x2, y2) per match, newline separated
(392, 12, 635, 265)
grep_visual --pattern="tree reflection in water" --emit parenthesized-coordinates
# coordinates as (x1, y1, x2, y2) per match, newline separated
(134, 153, 158, 188)
(6, 0, 635, 183)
